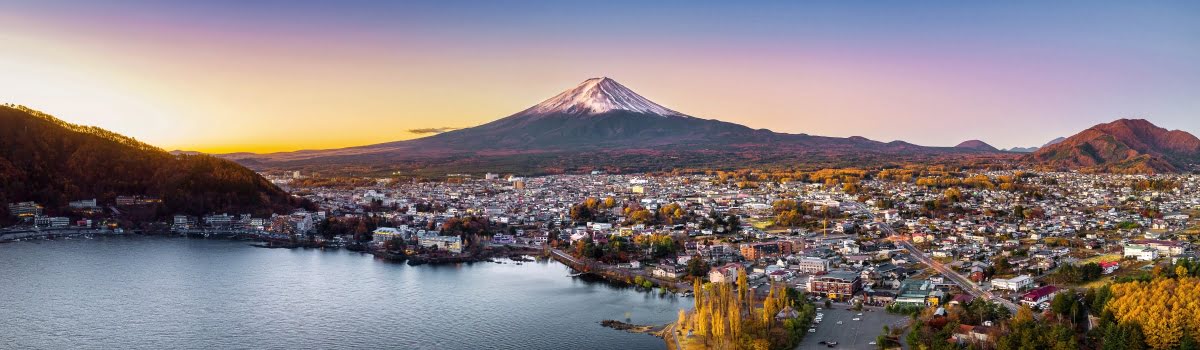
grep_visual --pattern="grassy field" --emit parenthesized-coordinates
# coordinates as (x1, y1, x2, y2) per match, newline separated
(751, 219, 774, 230)
(1082, 254, 1121, 264)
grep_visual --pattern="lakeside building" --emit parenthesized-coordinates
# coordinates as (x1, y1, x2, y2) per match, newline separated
(6, 201, 42, 217)
(68, 199, 98, 210)
(33, 216, 70, 228)
(115, 196, 161, 206)
(373, 227, 403, 244)
(708, 263, 744, 283)
(204, 214, 234, 227)
(419, 235, 463, 254)
(173, 215, 193, 230)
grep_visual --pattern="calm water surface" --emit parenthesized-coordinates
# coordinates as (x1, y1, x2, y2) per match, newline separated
(0, 236, 683, 349)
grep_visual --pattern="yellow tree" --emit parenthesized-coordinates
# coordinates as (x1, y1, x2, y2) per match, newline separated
(737, 269, 750, 309)
(728, 296, 741, 339)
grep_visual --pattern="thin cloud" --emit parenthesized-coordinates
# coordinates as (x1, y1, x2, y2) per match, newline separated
(407, 127, 459, 135)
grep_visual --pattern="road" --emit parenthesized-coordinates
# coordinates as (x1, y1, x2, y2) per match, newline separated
(880, 222, 1019, 313)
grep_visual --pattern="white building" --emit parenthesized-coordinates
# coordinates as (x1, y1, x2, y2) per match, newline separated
(796, 257, 830, 273)
(991, 275, 1034, 291)
(1123, 245, 1159, 261)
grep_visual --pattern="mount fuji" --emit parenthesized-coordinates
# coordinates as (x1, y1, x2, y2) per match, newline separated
(222, 77, 992, 173)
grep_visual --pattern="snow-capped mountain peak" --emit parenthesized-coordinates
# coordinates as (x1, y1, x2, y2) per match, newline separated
(521, 77, 684, 116)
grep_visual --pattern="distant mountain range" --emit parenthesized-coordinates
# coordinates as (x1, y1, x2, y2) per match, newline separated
(0, 104, 306, 219)
(219, 77, 1197, 174)
(1025, 119, 1200, 173)
(222, 78, 1002, 174)
(1004, 147, 1039, 153)
(1001, 137, 1067, 153)
(11, 79, 1188, 181)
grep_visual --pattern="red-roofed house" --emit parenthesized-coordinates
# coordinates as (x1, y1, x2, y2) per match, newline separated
(1020, 285, 1058, 307)
(1099, 261, 1119, 275)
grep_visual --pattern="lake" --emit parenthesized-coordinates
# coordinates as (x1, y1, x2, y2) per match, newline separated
(0, 236, 684, 349)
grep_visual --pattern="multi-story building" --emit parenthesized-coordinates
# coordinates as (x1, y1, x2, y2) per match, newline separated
(33, 216, 70, 228)
(796, 257, 830, 273)
(6, 201, 42, 217)
(69, 199, 98, 210)
(115, 196, 160, 206)
(173, 215, 193, 229)
(204, 214, 234, 227)
(807, 271, 861, 301)
(373, 227, 403, 244)
(739, 241, 794, 260)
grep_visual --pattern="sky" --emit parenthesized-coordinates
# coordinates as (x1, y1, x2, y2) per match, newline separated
(3, 1, 1198, 153)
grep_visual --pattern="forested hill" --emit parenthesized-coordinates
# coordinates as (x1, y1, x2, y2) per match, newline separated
(0, 104, 307, 219)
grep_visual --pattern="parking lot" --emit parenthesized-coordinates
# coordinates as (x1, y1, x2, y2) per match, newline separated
(798, 305, 910, 349)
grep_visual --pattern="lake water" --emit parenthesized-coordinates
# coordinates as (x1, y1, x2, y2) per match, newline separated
(0, 236, 684, 350)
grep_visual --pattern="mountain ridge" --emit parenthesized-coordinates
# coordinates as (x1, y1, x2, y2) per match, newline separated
(1026, 119, 1200, 173)
(0, 104, 306, 220)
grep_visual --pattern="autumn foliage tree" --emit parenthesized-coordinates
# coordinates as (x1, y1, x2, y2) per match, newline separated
(1103, 277, 1200, 349)
(679, 273, 813, 350)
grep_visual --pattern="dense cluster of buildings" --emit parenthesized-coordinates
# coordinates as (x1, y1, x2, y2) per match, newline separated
(6, 170, 1198, 316)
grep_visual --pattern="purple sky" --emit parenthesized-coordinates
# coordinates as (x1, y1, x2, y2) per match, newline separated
(3, 0, 1198, 152)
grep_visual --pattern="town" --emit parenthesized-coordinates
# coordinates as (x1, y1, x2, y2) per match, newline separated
(5, 168, 1197, 348)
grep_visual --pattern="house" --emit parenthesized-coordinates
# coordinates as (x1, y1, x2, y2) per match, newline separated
(709, 263, 743, 283)
(775, 306, 800, 320)
(653, 264, 685, 279)
(1020, 285, 1059, 307)
(768, 270, 790, 282)
(1099, 261, 1119, 274)
(951, 325, 992, 345)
